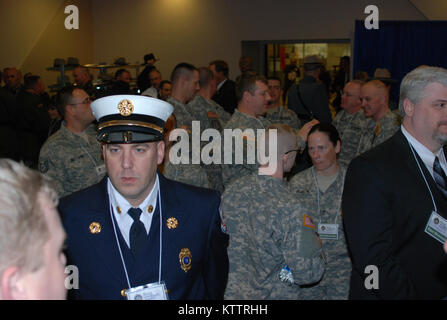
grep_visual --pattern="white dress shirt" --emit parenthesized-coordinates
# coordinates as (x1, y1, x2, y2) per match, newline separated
(217, 78, 227, 91)
(108, 175, 159, 248)
(401, 125, 447, 179)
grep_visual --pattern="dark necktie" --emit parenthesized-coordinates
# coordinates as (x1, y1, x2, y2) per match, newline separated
(433, 156, 447, 199)
(128, 207, 146, 257)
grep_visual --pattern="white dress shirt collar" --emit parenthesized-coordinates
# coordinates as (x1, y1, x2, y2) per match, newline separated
(108, 174, 159, 247)
(401, 125, 447, 177)
(217, 78, 227, 91)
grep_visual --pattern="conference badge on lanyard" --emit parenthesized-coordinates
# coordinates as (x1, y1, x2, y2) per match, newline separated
(123, 281, 169, 300)
(425, 211, 447, 244)
(317, 223, 339, 240)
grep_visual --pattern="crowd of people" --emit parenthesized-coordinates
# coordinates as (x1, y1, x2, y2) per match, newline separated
(1, 53, 447, 300)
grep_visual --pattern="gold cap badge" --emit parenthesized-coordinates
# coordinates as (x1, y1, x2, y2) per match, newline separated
(166, 217, 178, 229)
(117, 99, 134, 116)
(117, 206, 122, 214)
(89, 222, 101, 234)
(147, 205, 153, 214)
(179, 248, 192, 272)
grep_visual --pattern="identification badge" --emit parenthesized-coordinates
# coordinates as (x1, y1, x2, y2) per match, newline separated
(124, 282, 168, 300)
(424, 211, 447, 244)
(318, 223, 339, 240)
(95, 164, 106, 176)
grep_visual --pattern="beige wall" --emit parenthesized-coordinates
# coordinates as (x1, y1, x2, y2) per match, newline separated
(1, 0, 426, 88)
(0, 0, 94, 89)
(91, 0, 425, 81)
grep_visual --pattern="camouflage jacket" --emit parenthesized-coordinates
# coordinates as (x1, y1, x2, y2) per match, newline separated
(356, 110, 400, 155)
(289, 166, 351, 299)
(263, 105, 301, 130)
(222, 173, 325, 299)
(187, 94, 230, 132)
(162, 160, 210, 189)
(332, 109, 371, 167)
(221, 109, 272, 187)
(38, 123, 105, 198)
(167, 96, 194, 130)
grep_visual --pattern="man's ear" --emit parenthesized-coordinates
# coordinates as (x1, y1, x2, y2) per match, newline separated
(403, 98, 415, 117)
(335, 140, 341, 154)
(242, 90, 252, 103)
(1, 267, 27, 300)
(157, 140, 165, 165)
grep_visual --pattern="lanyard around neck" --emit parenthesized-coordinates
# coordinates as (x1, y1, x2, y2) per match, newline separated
(311, 167, 342, 224)
(109, 188, 163, 289)
(408, 142, 437, 212)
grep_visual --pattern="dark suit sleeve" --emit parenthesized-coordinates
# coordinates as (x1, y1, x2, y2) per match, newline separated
(312, 83, 331, 123)
(342, 156, 417, 299)
(203, 193, 229, 299)
(287, 83, 299, 116)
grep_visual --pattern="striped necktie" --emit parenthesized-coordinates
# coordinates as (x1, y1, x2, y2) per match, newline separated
(433, 156, 447, 199)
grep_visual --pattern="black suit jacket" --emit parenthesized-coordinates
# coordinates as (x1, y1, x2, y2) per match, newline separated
(212, 79, 237, 114)
(343, 130, 447, 299)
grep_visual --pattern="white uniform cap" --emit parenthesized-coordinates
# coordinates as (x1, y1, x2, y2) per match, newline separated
(91, 95, 173, 143)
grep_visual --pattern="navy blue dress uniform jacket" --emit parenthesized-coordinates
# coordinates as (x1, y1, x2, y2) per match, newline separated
(343, 130, 447, 299)
(59, 173, 229, 300)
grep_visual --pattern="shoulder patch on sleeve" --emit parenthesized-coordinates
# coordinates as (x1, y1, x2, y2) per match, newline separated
(303, 214, 316, 229)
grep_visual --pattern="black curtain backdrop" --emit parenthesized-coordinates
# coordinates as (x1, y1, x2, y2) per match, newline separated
(353, 20, 447, 104)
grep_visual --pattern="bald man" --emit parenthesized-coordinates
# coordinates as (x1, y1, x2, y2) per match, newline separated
(356, 80, 400, 155)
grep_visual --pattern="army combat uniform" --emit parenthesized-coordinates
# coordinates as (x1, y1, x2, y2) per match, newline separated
(187, 94, 230, 132)
(222, 173, 325, 299)
(187, 94, 231, 192)
(38, 123, 105, 198)
(167, 96, 194, 130)
(263, 105, 301, 130)
(163, 161, 210, 189)
(166, 96, 216, 190)
(356, 110, 400, 156)
(221, 110, 271, 187)
(332, 109, 371, 167)
(289, 166, 350, 300)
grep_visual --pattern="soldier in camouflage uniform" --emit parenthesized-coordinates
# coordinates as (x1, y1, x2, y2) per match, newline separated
(38, 87, 104, 198)
(187, 67, 231, 192)
(223, 124, 325, 299)
(356, 80, 401, 155)
(289, 123, 351, 300)
(221, 73, 273, 187)
(332, 80, 371, 166)
(263, 76, 301, 130)
(164, 63, 212, 190)
(222, 73, 317, 187)
(356, 109, 400, 155)
(167, 63, 199, 130)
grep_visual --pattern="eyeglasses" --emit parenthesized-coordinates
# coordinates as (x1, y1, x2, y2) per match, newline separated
(285, 149, 300, 154)
(69, 97, 92, 105)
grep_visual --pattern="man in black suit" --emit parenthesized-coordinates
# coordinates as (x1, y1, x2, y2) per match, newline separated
(209, 60, 237, 114)
(343, 66, 447, 299)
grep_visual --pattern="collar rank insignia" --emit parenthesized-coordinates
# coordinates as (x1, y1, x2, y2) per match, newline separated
(89, 222, 102, 234)
(166, 217, 178, 229)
